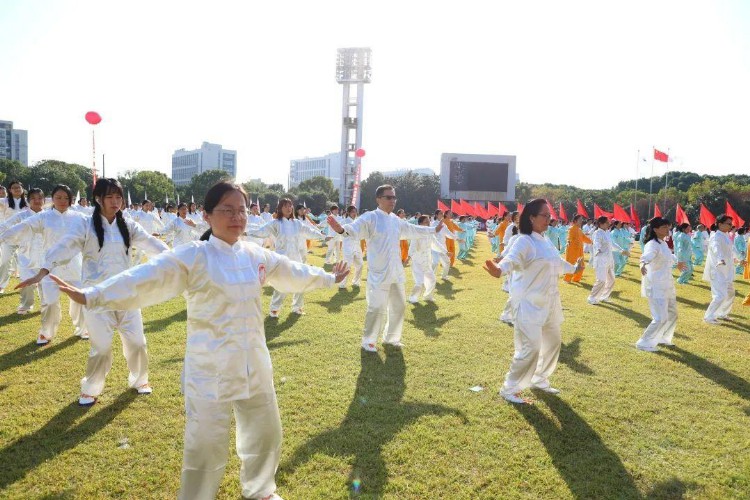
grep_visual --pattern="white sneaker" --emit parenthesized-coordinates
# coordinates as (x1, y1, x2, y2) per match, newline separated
(383, 341, 404, 349)
(78, 394, 97, 406)
(703, 318, 720, 325)
(532, 384, 561, 394)
(136, 384, 153, 395)
(35, 335, 50, 345)
(501, 392, 530, 404)
(256, 494, 283, 500)
(80, 331, 90, 340)
(408, 297, 419, 304)
(424, 296, 435, 303)
(361, 343, 377, 352)
(636, 345, 659, 352)
(587, 298, 600, 305)
(269, 310, 279, 319)
(17, 307, 30, 315)
(291, 308, 305, 316)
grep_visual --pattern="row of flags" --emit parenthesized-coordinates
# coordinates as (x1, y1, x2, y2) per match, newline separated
(439, 198, 746, 230)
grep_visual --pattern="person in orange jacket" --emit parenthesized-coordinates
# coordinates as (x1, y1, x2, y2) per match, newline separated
(442, 210, 464, 267)
(743, 241, 750, 306)
(564, 214, 592, 283)
(397, 209, 410, 264)
(494, 212, 512, 255)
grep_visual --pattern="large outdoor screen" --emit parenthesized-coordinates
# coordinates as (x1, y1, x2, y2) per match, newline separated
(449, 161, 509, 192)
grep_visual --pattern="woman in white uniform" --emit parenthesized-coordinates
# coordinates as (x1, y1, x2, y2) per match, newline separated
(161, 202, 203, 248)
(588, 216, 626, 304)
(51, 181, 349, 500)
(339, 205, 364, 289)
(636, 217, 687, 351)
(17, 178, 169, 405)
(3, 185, 89, 344)
(0, 181, 28, 292)
(407, 215, 439, 303)
(483, 199, 583, 404)
(247, 198, 327, 317)
(703, 214, 736, 324)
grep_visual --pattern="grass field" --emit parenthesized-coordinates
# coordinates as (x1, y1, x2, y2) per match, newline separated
(0, 237, 749, 499)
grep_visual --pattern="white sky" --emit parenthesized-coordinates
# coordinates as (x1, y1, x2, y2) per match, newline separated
(2, 0, 749, 189)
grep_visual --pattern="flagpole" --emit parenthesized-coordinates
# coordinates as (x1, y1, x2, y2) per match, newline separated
(634, 149, 640, 210)
(648, 147, 655, 218)
(663, 148, 670, 217)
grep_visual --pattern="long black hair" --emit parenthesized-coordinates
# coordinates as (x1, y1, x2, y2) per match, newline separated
(199, 181, 249, 241)
(51, 184, 73, 208)
(643, 216, 670, 244)
(7, 181, 27, 209)
(92, 178, 130, 254)
(518, 199, 547, 235)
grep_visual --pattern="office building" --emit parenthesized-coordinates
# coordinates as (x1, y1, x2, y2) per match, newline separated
(0, 120, 28, 166)
(172, 142, 236, 186)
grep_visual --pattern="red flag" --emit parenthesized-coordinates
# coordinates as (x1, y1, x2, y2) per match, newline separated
(630, 204, 641, 231)
(486, 202, 498, 217)
(576, 199, 589, 218)
(654, 149, 669, 162)
(726, 200, 746, 227)
(460, 199, 475, 217)
(699, 203, 716, 228)
(558, 202, 568, 223)
(675, 204, 689, 225)
(653, 204, 662, 217)
(613, 203, 631, 224)
(473, 202, 487, 219)
(497, 203, 508, 217)
(594, 203, 613, 219)
(437, 200, 450, 213)
(516, 202, 524, 212)
(546, 200, 558, 221)
(450, 199, 461, 216)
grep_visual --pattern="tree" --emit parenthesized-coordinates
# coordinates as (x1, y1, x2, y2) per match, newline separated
(188, 170, 234, 205)
(290, 176, 340, 202)
(118, 170, 175, 207)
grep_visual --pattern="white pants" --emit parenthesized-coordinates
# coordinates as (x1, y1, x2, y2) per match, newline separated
(340, 248, 363, 288)
(80, 309, 148, 396)
(39, 277, 86, 339)
(0, 243, 18, 289)
(636, 297, 677, 349)
(431, 250, 450, 279)
(589, 264, 615, 302)
(502, 310, 562, 395)
(270, 289, 303, 313)
(325, 238, 341, 263)
(409, 257, 436, 301)
(705, 278, 734, 321)
(363, 282, 406, 346)
(179, 394, 282, 500)
(18, 265, 37, 311)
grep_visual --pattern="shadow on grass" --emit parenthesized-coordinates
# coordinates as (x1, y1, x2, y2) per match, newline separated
(645, 477, 699, 499)
(311, 287, 364, 314)
(435, 280, 464, 299)
(722, 318, 750, 334)
(658, 345, 750, 402)
(0, 336, 79, 375)
(143, 309, 187, 334)
(597, 302, 652, 328)
(267, 339, 309, 351)
(407, 302, 460, 338)
(264, 314, 301, 343)
(515, 393, 641, 499)
(559, 338, 594, 375)
(0, 390, 137, 490)
(278, 348, 466, 496)
(675, 295, 707, 309)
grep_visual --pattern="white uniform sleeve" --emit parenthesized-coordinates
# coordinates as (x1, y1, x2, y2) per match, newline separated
(264, 249, 335, 293)
(0, 211, 43, 243)
(498, 236, 533, 273)
(341, 213, 373, 240)
(43, 220, 88, 270)
(246, 220, 279, 239)
(128, 220, 170, 256)
(398, 219, 437, 240)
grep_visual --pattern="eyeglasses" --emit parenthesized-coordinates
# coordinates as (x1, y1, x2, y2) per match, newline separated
(212, 208, 248, 219)
(533, 213, 552, 219)
(378, 195, 397, 201)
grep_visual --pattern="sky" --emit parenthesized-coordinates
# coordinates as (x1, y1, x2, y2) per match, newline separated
(2, 0, 749, 190)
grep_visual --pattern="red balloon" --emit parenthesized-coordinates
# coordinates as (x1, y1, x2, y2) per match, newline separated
(355, 148, 366, 158)
(85, 111, 102, 125)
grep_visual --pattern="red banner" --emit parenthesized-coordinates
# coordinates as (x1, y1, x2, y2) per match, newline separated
(576, 199, 589, 218)
(675, 203, 689, 225)
(629, 204, 641, 231)
(726, 200, 746, 227)
(613, 203, 631, 224)
(558, 202, 569, 223)
(699, 203, 716, 228)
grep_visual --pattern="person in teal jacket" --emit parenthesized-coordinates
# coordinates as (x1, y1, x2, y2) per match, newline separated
(692, 224, 708, 266)
(612, 221, 631, 276)
(674, 223, 694, 283)
(639, 223, 650, 253)
(734, 227, 747, 275)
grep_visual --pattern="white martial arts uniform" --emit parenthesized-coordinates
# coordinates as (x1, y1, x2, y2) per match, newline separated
(0, 208, 43, 312)
(431, 221, 456, 280)
(247, 218, 326, 314)
(325, 214, 344, 264)
(407, 233, 438, 302)
(83, 235, 336, 500)
(1, 208, 88, 338)
(703, 230, 735, 321)
(340, 208, 438, 348)
(499, 234, 520, 324)
(497, 232, 576, 396)
(0, 197, 27, 290)
(636, 238, 678, 350)
(44, 214, 169, 397)
(131, 209, 164, 263)
(243, 214, 265, 247)
(340, 216, 364, 288)
(588, 228, 619, 303)
(161, 216, 202, 248)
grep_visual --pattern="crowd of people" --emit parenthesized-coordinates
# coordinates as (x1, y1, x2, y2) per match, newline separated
(0, 177, 748, 498)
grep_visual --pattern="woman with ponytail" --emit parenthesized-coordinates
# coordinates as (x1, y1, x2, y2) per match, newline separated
(49, 181, 348, 500)
(703, 214, 736, 324)
(0, 181, 28, 291)
(246, 198, 327, 317)
(1, 185, 89, 343)
(160, 202, 204, 248)
(636, 217, 686, 352)
(17, 178, 169, 404)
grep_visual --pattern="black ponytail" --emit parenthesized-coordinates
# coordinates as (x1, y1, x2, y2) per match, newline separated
(115, 210, 131, 254)
(200, 229, 212, 241)
(644, 217, 670, 245)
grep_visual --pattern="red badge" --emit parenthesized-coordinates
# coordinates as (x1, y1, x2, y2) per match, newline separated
(258, 264, 266, 285)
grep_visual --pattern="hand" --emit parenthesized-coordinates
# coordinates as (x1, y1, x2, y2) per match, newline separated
(492, 256, 501, 263)
(676, 262, 688, 272)
(330, 261, 350, 284)
(483, 259, 502, 278)
(48, 274, 88, 305)
(640, 266, 648, 276)
(575, 257, 585, 273)
(184, 219, 196, 227)
(15, 269, 49, 289)
(434, 221, 444, 233)
(327, 216, 344, 234)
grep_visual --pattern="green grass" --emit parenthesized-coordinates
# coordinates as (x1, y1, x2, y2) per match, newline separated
(0, 239, 749, 499)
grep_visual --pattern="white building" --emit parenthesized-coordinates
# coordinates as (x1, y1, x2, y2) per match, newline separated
(289, 152, 344, 202)
(172, 142, 236, 186)
(380, 168, 435, 178)
(0, 120, 28, 166)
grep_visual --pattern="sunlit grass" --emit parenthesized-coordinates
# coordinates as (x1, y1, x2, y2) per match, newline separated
(0, 238, 748, 499)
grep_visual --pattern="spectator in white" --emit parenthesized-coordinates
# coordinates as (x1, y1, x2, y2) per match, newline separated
(431, 209, 456, 280)
(339, 205, 364, 289)
(327, 184, 443, 352)
(407, 215, 440, 303)
(636, 217, 687, 351)
(483, 198, 583, 404)
(703, 214, 736, 324)
(243, 203, 265, 246)
(587, 216, 626, 304)
(0, 181, 28, 292)
(324, 205, 343, 264)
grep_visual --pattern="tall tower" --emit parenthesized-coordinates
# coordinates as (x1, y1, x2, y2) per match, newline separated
(336, 47, 371, 207)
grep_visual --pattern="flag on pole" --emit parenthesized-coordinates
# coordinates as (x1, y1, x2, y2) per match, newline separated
(725, 200, 746, 227)
(629, 204, 641, 231)
(675, 204, 689, 225)
(303, 200, 307, 208)
(127, 190, 132, 206)
(75, 190, 81, 204)
(546, 200, 558, 221)
(486, 202, 499, 217)
(144, 190, 148, 201)
(613, 203, 631, 223)
(460, 199, 475, 217)
(594, 204, 613, 219)
(165, 194, 169, 205)
(497, 203, 509, 217)
(653, 204, 662, 217)
(437, 200, 450, 213)
(699, 204, 716, 228)
(558, 202, 568, 223)
(654, 149, 669, 162)
(576, 199, 589, 218)
(177, 193, 180, 204)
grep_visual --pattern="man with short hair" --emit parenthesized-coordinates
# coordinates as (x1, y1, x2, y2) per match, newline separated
(328, 185, 443, 351)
